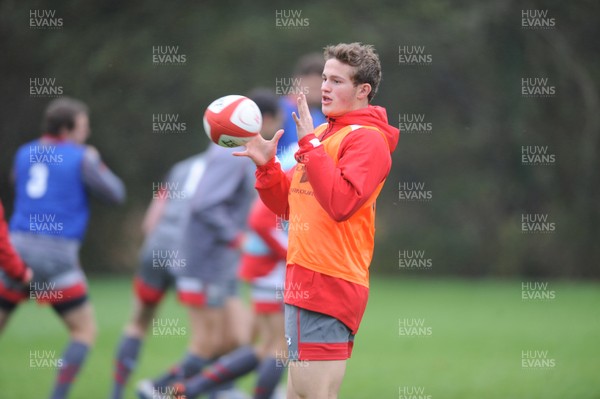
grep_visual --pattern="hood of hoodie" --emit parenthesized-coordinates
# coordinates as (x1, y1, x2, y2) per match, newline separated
(325, 105, 399, 153)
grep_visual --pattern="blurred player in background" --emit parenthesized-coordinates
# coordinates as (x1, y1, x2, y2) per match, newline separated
(136, 146, 254, 399)
(137, 91, 284, 399)
(109, 151, 207, 399)
(277, 53, 326, 158)
(235, 43, 399, 399)
(0, 97, 126, 399)
(161, 89, 289, 399)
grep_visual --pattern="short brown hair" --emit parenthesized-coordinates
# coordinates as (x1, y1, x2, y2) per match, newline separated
(43, 97, 89, 136)
(323, 42, 381, 102)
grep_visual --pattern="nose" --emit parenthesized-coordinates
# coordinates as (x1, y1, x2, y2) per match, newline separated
(321, 80, 331, 93)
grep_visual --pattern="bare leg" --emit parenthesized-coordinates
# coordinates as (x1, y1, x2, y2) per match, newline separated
(219, 296, 252, 354)
(61, 301, 96, 345)
(288, 360, 347, 399)
(124, 297, 158, 338)
(187, 305, 226, 358)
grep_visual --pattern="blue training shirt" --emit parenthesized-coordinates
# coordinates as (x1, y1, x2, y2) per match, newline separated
(10, 139, 89, 240)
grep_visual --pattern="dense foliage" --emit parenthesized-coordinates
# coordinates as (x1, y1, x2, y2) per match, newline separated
(1, 0, 598, 277)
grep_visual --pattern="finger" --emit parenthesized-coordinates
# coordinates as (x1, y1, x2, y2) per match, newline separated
(292, 112, 299, 124)
(232, 150, 248, 157)
(271, 129, 284, 143)
(296, 94, 306, 117)
(297, 93, 310, 119)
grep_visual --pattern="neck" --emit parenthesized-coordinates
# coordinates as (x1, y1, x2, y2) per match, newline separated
(41, 132, 68, 142)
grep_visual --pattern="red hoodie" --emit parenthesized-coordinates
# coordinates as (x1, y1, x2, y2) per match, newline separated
(257, 105, 399, 220)
(255, 105, 399, 334)
(0, 200, 28, 282)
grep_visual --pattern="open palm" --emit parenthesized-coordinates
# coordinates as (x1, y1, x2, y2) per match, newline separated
(233, 129, 284, 166)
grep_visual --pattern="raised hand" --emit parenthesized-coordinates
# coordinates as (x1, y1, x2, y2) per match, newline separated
(292, 93, 315, 140)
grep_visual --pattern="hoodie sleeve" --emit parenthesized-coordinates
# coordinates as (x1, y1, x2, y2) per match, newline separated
(255, 158, 294, 220)
(0, 201, 28, 281)
(296, 129, 391, 222)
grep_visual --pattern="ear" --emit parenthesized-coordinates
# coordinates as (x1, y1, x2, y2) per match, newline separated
(356, 83, 372, 101)
(57, 125, 71, 138)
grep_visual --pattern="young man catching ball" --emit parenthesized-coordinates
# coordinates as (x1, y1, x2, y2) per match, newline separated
(235, 42, 399, 399)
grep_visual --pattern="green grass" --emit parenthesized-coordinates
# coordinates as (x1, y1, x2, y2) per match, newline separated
(1, 277, 599, 398)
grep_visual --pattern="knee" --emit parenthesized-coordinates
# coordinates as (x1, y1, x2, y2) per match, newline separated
(126, 304, 157, 336)
(124, 320, 146, 338)
(71, 318, 97, 346)
(189, 328, 224, 358)
(222, 329, 247, 353)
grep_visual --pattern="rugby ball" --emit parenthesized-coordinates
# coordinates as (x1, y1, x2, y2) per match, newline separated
(203, 95, 262, 147)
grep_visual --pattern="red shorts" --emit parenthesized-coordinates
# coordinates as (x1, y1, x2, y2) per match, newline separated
(284, 304, 355, 361)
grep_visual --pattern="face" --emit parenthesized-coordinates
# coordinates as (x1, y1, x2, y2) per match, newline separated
(68, 113, 90, 144)
(321, 58, 371, 117)
(300, 74, 324, 107)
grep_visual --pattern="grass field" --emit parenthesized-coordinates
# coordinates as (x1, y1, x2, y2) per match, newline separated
(0, 276, 599, 398)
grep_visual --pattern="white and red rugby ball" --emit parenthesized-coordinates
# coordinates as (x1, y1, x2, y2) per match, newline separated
(203, 95, 262, 147)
